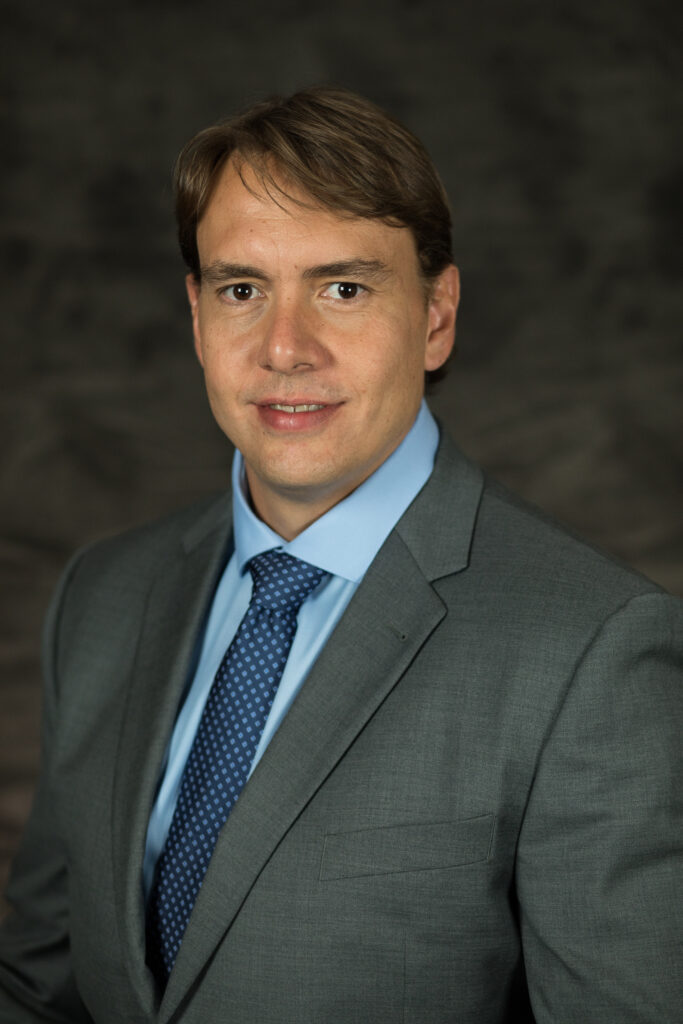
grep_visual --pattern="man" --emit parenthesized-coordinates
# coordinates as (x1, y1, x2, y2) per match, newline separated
(0, 87, 681, 1023)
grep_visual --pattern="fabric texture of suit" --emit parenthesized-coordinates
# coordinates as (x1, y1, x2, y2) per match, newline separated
(0, 432, 681, 1023)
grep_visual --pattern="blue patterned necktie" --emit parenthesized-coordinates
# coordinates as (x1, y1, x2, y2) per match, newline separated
(147, 550, 326, 982)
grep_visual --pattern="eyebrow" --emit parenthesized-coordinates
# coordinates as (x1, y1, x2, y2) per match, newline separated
(301, 259, 391, 282)
(200, 258, 392, 285)
(200, 262, 269, 285)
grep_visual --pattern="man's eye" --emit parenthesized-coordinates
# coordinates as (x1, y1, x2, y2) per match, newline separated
(327, 282, 363, 300)
(223, 283, 259, 301)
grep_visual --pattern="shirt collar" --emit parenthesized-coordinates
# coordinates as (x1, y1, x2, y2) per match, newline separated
(232, 399, 440, 583)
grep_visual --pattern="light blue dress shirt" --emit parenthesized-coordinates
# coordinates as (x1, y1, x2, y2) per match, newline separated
(143, 400, 440, 897)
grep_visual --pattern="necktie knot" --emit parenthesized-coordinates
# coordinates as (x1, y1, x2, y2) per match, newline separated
(248, 550, 326, 613)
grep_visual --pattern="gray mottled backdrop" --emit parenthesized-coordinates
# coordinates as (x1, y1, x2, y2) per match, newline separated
(1, 0, 681, 904)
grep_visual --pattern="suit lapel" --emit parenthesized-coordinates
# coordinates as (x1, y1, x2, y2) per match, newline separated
(159, 434, 484, 1023)
(110, 499, 233, 1015)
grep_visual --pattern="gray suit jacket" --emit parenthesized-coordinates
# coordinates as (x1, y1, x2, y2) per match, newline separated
(1, 434, 682, 1023)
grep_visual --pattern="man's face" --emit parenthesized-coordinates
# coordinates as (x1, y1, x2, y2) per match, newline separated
(188, 160, 459, 537)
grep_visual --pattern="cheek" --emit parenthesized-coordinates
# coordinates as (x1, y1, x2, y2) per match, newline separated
(198, 347, 241, 417)
(198, 328, 246, 383)
(369, 324, 427, 392)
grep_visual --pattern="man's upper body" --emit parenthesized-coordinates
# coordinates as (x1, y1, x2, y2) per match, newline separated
(0, 86, 681, 1022)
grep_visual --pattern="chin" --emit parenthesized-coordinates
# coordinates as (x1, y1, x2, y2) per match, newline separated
(266, 469, 341, 497)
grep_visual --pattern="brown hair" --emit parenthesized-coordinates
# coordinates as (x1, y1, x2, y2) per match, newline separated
(174, 86, 454, 383)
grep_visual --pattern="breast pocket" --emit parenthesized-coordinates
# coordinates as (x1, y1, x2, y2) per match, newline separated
(319, 814, 495, 881)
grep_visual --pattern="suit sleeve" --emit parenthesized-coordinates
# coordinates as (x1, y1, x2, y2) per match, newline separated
(0, 552, 93, 1023)
(516, 591, 683, 1023)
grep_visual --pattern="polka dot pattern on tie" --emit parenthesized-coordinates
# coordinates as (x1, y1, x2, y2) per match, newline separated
(147, 550, 325, 981)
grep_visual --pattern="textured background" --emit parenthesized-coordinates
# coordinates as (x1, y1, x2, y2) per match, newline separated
(1, 0, 681, 905)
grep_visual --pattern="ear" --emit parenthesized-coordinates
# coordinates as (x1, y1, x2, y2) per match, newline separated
(185, 273, 204, 367)
(424, 265, 460, 372)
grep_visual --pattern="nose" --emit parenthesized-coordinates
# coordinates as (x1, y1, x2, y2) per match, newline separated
(258, 298, 326, 374)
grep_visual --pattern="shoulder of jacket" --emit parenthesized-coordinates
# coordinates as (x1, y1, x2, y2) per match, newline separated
(65, 491, 230, 582)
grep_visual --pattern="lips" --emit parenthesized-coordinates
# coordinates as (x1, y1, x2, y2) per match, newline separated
(268, 403, 326, 413)
(255, 400, 342, 432)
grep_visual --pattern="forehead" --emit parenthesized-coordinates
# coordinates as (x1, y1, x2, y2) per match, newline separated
(196, 159, 420, 272)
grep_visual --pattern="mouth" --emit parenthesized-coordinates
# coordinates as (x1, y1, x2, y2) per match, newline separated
(255, 400, 342, 432)
(267, 403, 326, 413)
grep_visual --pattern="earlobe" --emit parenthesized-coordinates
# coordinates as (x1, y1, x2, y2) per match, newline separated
(424, 264, 460, 371)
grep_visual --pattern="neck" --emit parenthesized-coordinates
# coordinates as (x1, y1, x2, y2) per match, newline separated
(245, 470, 361, 541)
(246, 489, 336, 542)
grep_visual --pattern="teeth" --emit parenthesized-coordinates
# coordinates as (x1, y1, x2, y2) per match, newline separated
(269, 404, 325, 413)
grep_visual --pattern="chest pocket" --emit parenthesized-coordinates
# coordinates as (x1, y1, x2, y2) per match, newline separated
(319, 813, 495, 881)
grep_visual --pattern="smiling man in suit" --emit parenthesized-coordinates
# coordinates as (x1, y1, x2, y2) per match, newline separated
(0, 87, 681, 1024)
